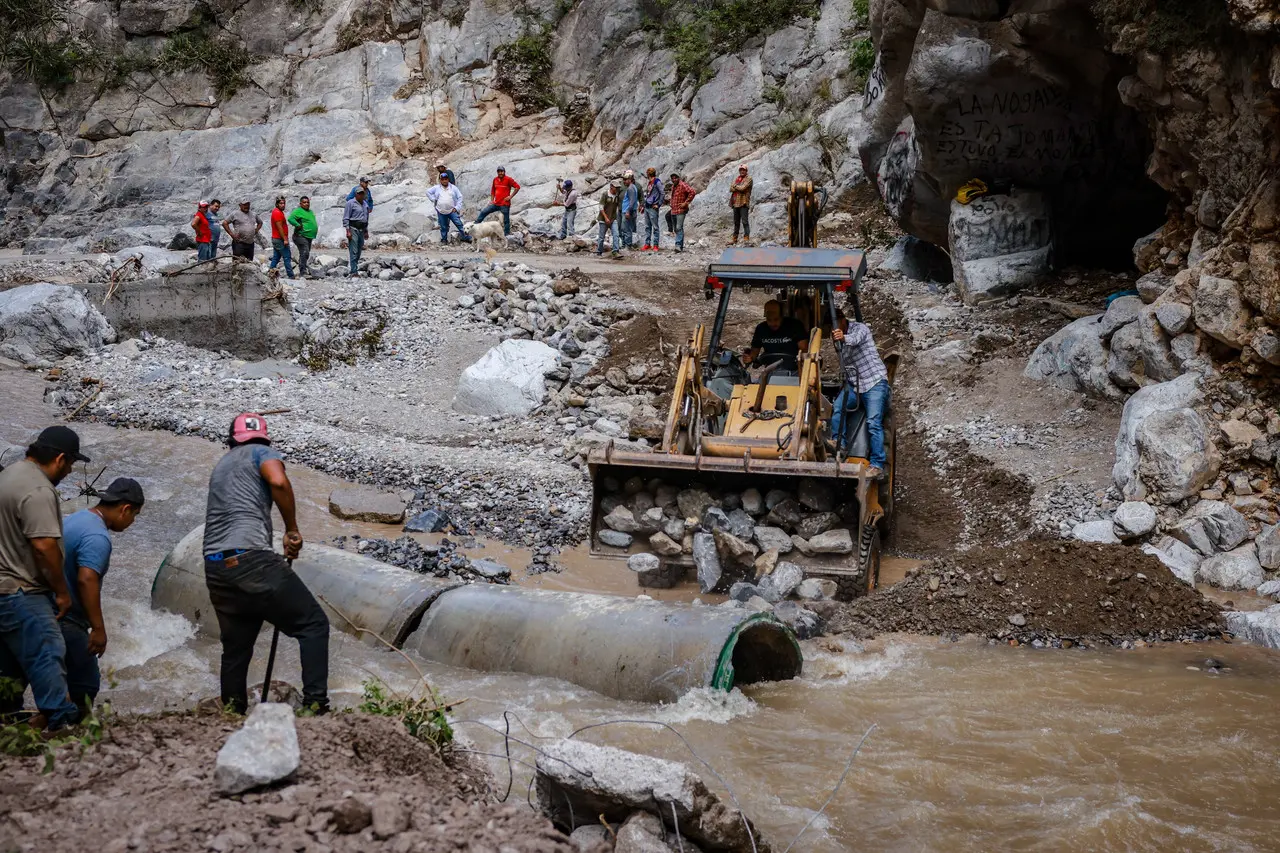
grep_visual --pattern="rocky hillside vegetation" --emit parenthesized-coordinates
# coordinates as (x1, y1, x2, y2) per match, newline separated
(0, 0, 873, 250)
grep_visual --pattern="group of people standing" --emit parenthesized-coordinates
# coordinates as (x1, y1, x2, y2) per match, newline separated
(555, 164, 752, 258)
(0, 413, 331, 731)
(190, 160, 758, 271)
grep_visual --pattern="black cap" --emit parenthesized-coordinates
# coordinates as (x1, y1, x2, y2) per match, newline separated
(33, 426, 90, 463)
(98, 477, 145, 506)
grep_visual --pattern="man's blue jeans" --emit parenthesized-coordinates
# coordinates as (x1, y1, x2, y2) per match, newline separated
(559, 207, 577, 239)
(269, 238, 295, 277)
(621, 211, 637, 247)
(597, 219, 620, 254)
(644, 208, 660, 247)
(674, 212, 687, 249)
(438, 212, 471, 243)
(475, 204, 511, 235)
(831, 379, 891, 468)
(347, 225, 366, 273)
(0, 591, 80, 729)
(60, 620, 99, 714)
(197, 242, 214, 261)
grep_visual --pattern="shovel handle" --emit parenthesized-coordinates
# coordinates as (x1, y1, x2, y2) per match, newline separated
(260, 557, 290, 704)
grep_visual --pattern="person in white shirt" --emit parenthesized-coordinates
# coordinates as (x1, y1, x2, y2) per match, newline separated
(427, 174, 471, 244)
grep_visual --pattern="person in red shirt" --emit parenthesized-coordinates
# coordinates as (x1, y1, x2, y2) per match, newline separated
(268, 196, 295, 279)
(192, 201, 213, 261)
(475, 166, 521, 236)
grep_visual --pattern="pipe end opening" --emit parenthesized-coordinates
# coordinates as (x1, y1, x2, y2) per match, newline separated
(726, 619, 804, 687)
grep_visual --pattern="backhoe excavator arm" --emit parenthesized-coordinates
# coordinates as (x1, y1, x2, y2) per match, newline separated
(660, 323, 706, 453)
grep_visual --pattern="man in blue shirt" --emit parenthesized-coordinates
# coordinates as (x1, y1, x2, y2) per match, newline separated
(60, 477, 144, 716)
(346, 176, 374, 213)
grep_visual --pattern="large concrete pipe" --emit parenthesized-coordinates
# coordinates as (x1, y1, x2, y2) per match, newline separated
(152, 526, 804, 702)
(151, 525, 459, 645)
(403, 585, 803, 703)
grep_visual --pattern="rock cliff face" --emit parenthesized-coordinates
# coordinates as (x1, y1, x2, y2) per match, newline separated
(0, 0, 870, 250)
(856, 0, 1168, 275)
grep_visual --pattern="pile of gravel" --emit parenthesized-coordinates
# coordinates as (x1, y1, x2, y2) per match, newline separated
(826, 539, 1223, 646)
(332, 535, 512, 584)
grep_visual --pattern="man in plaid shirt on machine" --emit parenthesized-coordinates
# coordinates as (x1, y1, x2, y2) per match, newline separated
(830, 309, 890, 480)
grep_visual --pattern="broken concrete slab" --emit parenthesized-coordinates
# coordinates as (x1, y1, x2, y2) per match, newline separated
(328, 487, 407, 524)
(534, 738, 767, 853)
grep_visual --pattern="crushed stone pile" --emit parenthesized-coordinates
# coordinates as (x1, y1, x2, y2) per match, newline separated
(828, 539, 1223, 646)
(331, 534, 531, 581)
(0, 713, 576, 853)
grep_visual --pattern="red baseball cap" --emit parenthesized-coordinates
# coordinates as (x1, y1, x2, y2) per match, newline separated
(230, 412, 270, 444)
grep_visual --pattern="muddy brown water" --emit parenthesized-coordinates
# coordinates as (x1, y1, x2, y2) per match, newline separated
(5, 366, 1280, 851)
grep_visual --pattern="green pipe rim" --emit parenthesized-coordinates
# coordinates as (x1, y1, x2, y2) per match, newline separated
(710, 612, 803, 691)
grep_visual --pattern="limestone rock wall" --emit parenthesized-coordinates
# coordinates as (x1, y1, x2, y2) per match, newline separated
(0, 0, 871, 250)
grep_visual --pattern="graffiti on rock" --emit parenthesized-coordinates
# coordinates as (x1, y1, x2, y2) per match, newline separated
(877, 124, 919, 219)
(922, 84, 1102, 182)
(863, 51, 887, 110)
(950, 194, 1052, 260)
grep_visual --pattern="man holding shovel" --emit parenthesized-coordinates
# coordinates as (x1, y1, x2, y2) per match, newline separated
(202, 413, 329, 714)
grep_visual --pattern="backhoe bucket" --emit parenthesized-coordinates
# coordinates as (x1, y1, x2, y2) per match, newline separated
(587, 444, 888, 597)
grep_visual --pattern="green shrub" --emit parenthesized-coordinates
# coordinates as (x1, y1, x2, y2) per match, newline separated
(853, 0, 870, 23)
(768, 115, 812, 145)
(653, 0, 821, 82)
(0, 0, 94, 89)
(0, 705, 111, 774)
(494, 24, 557, 114)
(762, 83, 786, 107)
(358, 679, 453, 748)
(158, 31, 257, 97)
(849, 37, 875, 84)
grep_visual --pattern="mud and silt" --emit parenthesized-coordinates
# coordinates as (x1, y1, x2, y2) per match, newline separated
(828, 539, 1224, 644)
(0, 713, 576, 853)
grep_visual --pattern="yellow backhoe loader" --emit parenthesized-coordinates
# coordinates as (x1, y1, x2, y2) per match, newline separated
(587, 183, 898, 597)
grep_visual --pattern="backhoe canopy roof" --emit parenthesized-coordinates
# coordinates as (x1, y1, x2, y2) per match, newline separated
(705, 247, 868, 295)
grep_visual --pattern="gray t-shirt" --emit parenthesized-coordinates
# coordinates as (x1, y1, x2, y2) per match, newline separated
(222, 210, 261, 243)
(203, 444, 284, 556)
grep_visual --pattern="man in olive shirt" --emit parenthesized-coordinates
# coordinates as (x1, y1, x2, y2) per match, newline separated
(0, 426, 88, 730)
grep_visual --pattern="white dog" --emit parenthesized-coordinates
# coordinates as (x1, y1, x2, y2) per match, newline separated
(464, 220, 505, 249)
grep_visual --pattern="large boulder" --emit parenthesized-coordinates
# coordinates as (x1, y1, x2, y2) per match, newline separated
(1193, 275, 1252, 348)
(1197, 543, 1265, 590)
(1257, 524, 1280, 570)
(1024, 315, 1121, 399)
(1134, 409, 1221, 504)
(0, 284, 115, 365)
(1183, 501, 1250, 552)
(948, 191, 1052, 301)
(214, 703, 300, 795)
(534, 739, 766, 853)
(1112, 373, 1207, 501)
(452, 340, 560, 417)
(1225, 605, 1280, 650)
(1141, 536, 1203, 585)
